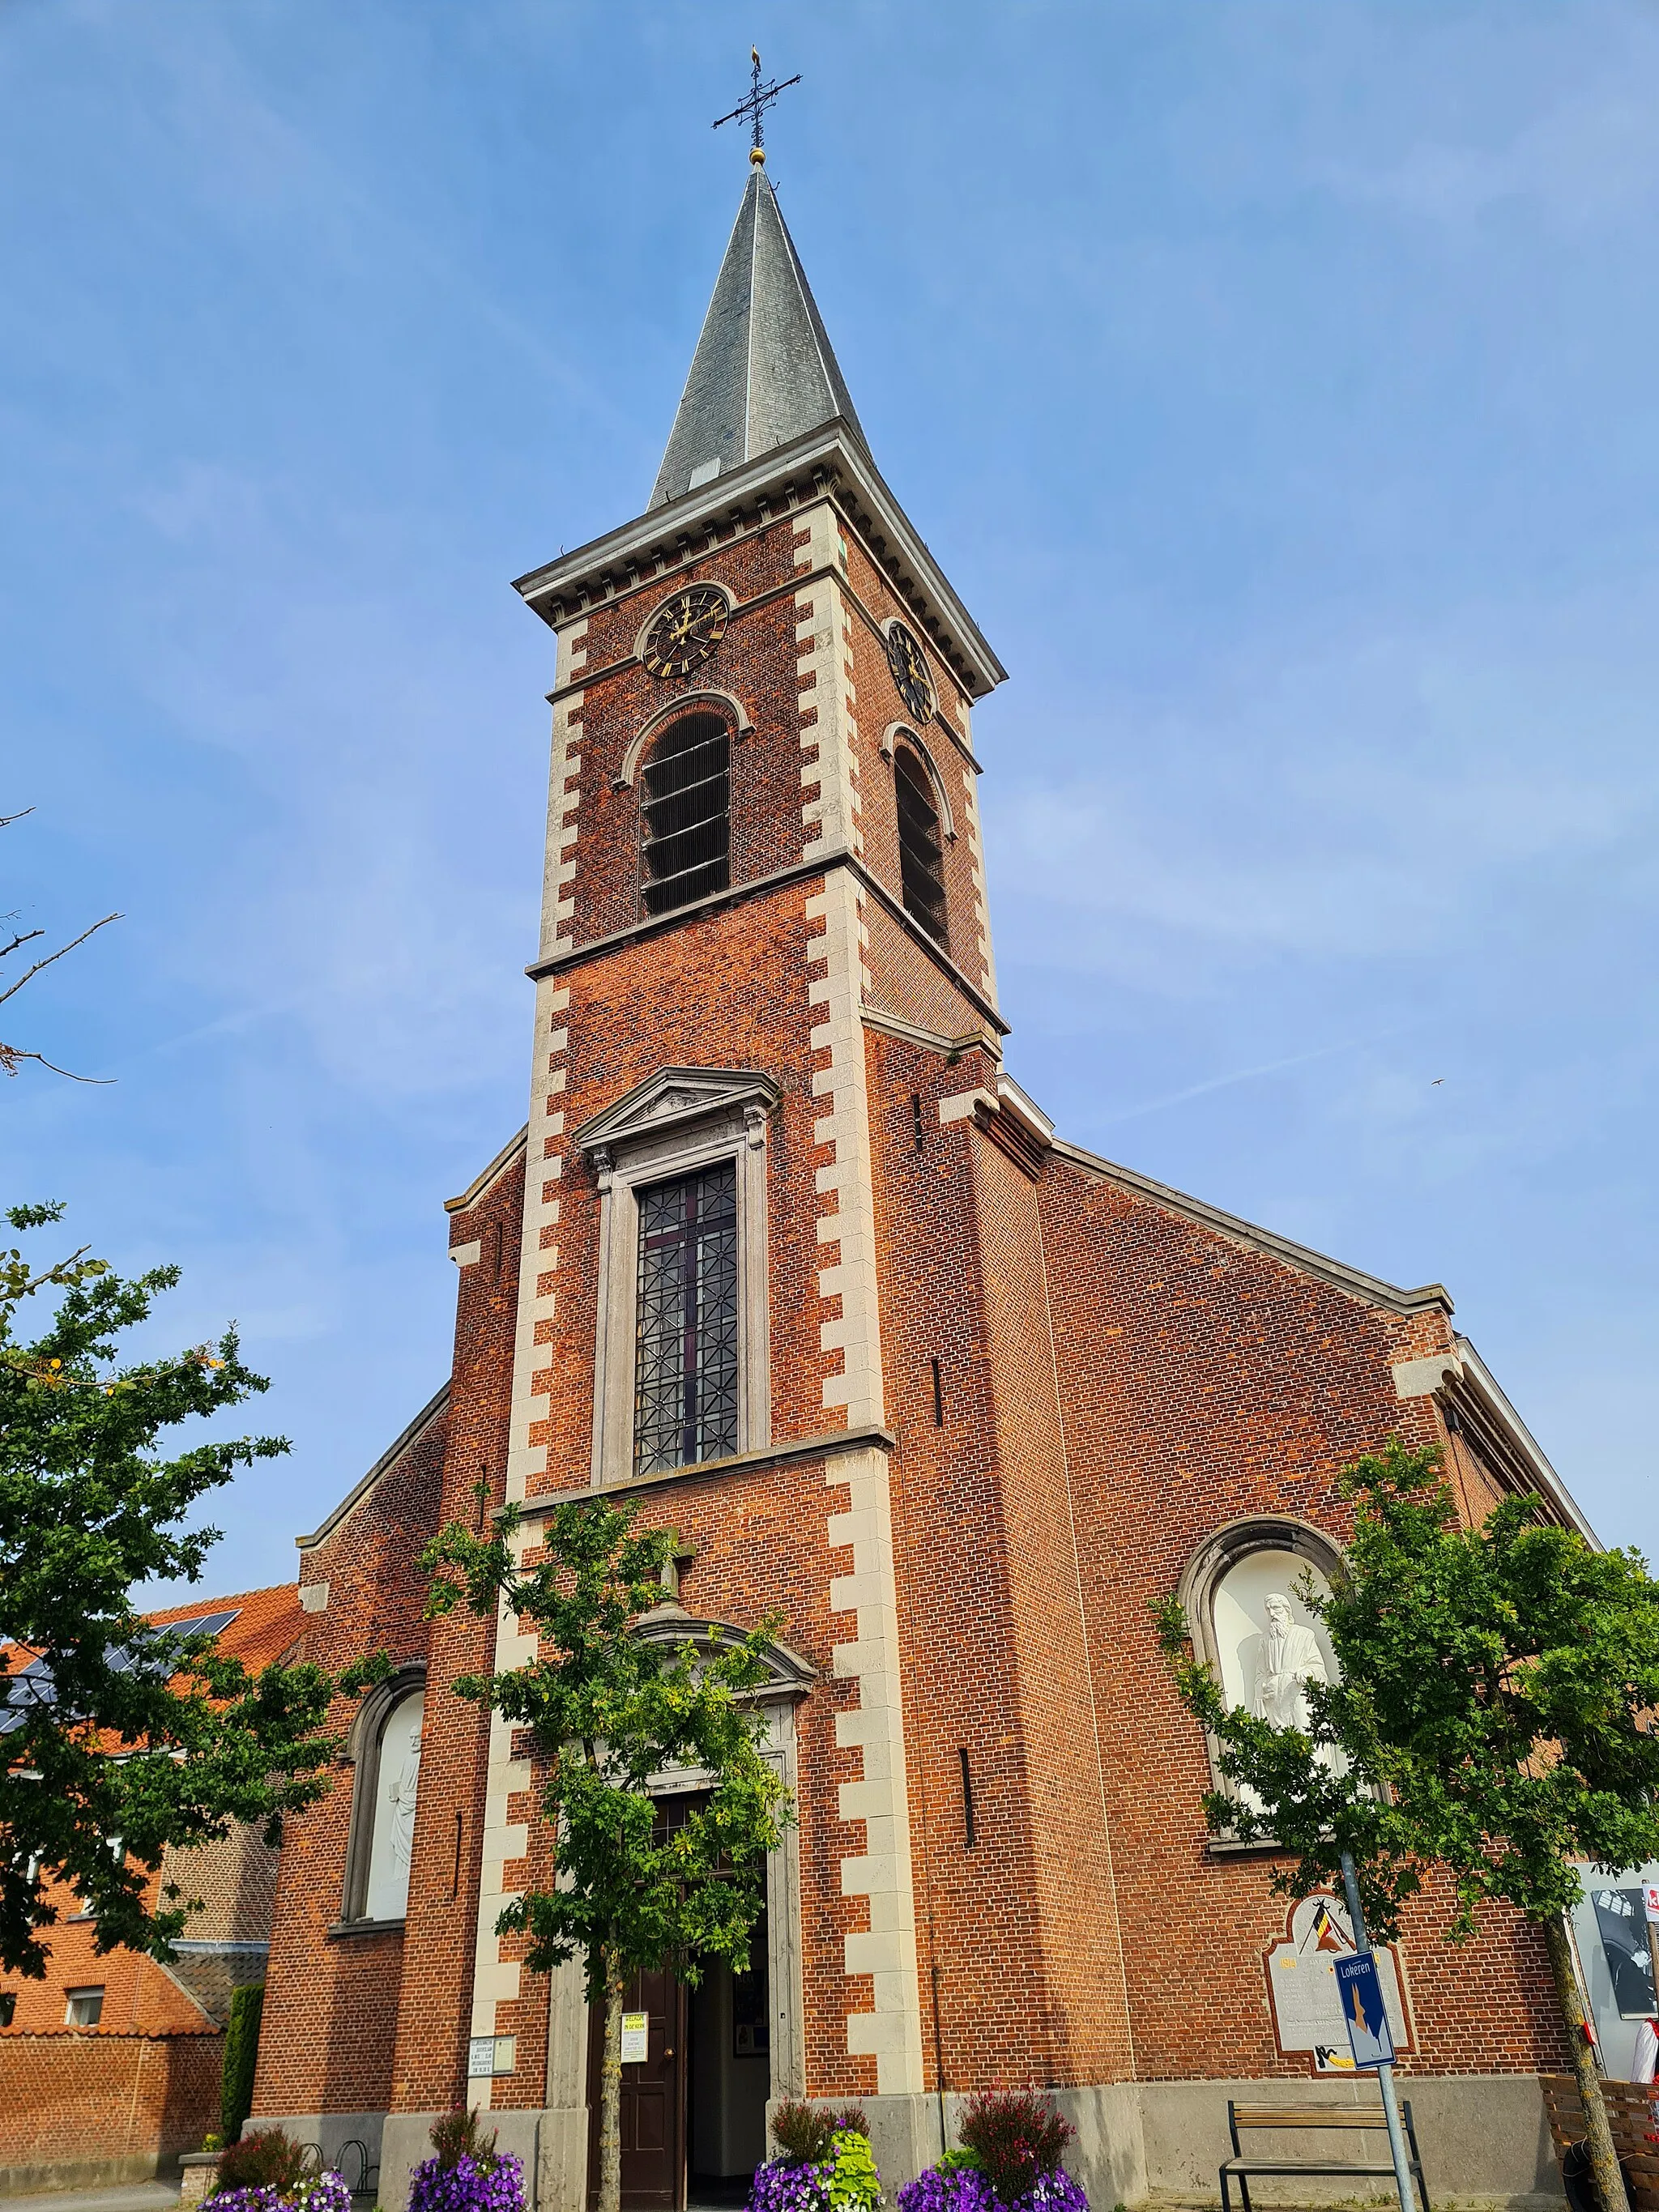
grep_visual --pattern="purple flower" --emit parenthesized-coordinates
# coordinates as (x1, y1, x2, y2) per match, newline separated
(409, 2152, 527, 2212)
(203, 2180, 353, 2212)
(897, 2166, 1086, 2212)
(748, 2156, 837, 2212)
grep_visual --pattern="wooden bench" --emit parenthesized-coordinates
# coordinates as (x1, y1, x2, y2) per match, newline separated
(1220, 2099, 1430, 2212)
(1541, 2075, 1659, 2212)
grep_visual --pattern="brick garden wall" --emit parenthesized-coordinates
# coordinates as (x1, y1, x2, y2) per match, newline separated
(0, 2030, 222, 2192)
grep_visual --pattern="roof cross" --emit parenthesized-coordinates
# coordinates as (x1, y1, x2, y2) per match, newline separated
(712, 47, 800, 165)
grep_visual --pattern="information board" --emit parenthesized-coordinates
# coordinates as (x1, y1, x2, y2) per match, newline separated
(621, 2010, 650, 2064)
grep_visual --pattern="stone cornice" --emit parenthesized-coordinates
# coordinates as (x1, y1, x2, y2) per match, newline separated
(524, 854, 1009, 1038)
(503, 1423, 896, 1512)
(512, 420, 1007, 701)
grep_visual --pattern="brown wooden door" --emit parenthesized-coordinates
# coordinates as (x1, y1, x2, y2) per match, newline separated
(587, 1966, 685, 2211)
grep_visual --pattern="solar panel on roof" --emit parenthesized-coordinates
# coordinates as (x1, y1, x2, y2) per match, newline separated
(0, 1609, 242, 1735)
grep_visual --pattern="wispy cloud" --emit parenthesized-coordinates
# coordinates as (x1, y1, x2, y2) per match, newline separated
(1098, 1029, 1410, 1131)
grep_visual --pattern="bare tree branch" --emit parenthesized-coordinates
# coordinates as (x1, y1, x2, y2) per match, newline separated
(0, 1046, 115, 1085)
(1, 927, 46, 962)
(0, 808, 37, 830)
(0, 914, 122, 1012)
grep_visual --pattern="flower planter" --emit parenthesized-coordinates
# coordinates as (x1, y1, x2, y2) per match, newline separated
(408, 2148, 527, 2212)
(898, 2170, 1086, 2212)
(204, 2178, 352, 2212)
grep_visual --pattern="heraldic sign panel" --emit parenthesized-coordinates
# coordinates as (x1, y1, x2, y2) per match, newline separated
(1263, 1894, 1414, 2075)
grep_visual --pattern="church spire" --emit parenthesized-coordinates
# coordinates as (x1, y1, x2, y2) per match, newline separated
(648, 164, 869, 510)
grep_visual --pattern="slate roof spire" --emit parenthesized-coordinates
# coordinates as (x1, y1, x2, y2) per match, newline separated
(649, 167, 868, 510)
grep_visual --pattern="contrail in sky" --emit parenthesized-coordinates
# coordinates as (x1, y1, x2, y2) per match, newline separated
(1099, 1027, 1414, 1130)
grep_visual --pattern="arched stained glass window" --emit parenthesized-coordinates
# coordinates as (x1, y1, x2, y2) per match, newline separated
(641, 713, 731, 915)
(893, 744, 947, 947)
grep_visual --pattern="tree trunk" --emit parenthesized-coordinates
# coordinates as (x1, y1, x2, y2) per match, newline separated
(1543, 1912, 1628, 2212)
(599, 1946, 624, 2212)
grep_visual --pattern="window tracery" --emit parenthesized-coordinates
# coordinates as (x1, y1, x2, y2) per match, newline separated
(633, 1161, 740, 1476)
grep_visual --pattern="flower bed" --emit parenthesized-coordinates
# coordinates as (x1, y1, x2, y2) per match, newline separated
(748, 2102, 882, 2212)
(408, 2111, 526, 2212)
(897, 2168, 1085, 2212)
(202, 2128, 352, 2212)
(896, 2091, 1085, 2212)
(204, 2183, 351, 2212)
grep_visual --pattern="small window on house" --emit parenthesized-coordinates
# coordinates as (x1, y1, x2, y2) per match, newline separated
(893, 745, 948, 946)
(0, 1991, 17, 2027)
(641, 713, 731, 915)
(361, 1689, 424, 1923)
(65, 1987, 104, 2027)
(633, 1161, 740, 1476)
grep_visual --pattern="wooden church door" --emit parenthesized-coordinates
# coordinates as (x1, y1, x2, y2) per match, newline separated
(586, 1964, 686, 2210)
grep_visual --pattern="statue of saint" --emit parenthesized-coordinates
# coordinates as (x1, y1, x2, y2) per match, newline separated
(1246, 1592, 1328, 1730)
(386, 1718, 422, 1873)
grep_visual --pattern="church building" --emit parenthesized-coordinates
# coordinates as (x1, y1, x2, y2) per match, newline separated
(249, 142, 1591, 2212)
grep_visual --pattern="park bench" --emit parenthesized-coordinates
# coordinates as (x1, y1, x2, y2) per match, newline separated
(1219, 2098, 1430, 2212)
(1541, 2075, 1659, 2212)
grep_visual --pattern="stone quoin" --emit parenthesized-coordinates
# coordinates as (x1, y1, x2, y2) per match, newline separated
(245, 148, 1589, 2212)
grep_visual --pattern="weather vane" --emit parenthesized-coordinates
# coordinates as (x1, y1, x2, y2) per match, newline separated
(713, 47, 800, 165)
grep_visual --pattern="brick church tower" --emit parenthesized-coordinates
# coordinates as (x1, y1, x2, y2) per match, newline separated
(252, 148, 1596, 2212)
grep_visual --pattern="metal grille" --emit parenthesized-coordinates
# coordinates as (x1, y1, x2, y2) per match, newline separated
(894, 746, 948, 945)
(642, 713, 731, 915)
(633, 1161, 740, 1475)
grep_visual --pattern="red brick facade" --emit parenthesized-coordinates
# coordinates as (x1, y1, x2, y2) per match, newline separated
(243, 187, 1588, 2210)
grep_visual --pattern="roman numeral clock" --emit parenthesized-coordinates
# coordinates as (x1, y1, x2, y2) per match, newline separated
(642, 585, 729, 679)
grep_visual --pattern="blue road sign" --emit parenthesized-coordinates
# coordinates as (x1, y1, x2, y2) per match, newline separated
(1335, 1951, 1396, 2069)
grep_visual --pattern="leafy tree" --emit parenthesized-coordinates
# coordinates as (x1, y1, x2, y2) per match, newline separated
(423, 1494, 792, 2212)
(1156, 1436, 1659, 2212)
(1, 1202, 381, 1976)
(220, 1980, 266, 2146)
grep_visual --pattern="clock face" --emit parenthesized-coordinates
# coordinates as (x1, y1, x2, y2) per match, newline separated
(885, 621, 933, 722)
(642, 586, 728, 680)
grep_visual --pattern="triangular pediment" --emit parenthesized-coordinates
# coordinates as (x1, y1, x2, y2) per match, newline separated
(572, 1066, 782, 1158)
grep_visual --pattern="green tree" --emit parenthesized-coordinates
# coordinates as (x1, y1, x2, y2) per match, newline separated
(423, 1494, 792, 2212)
(220, 1980, 266, 2145)
(1156, 1436, 1659, 2212)
(1, 1202, 382, 1976)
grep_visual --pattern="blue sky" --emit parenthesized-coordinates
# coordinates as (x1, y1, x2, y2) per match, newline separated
(5, 0, 1655, 1595)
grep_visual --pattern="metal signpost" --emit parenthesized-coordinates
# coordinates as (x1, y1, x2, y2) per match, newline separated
(1339, 1852, 1418, 2212)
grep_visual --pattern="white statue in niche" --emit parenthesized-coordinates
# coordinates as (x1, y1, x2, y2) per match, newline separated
(364, 1690, 424, 1921)
(1247, 1592, 1329, 1731)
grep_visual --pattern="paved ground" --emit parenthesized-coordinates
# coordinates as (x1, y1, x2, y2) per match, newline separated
(1, 2186, 180, 2212)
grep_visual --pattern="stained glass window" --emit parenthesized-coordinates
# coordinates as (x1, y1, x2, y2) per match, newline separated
(633, 1161, 740, 1475)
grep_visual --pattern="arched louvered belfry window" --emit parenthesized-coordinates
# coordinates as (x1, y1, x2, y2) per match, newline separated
(640, 712, 731, 915)
(893, 744, 948, 947)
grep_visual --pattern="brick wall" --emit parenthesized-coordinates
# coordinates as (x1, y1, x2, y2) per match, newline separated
(0, 2031, 221, 2192)
(1038, 1148, 1568, 2079)
(254, 1371, 455, 2120)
